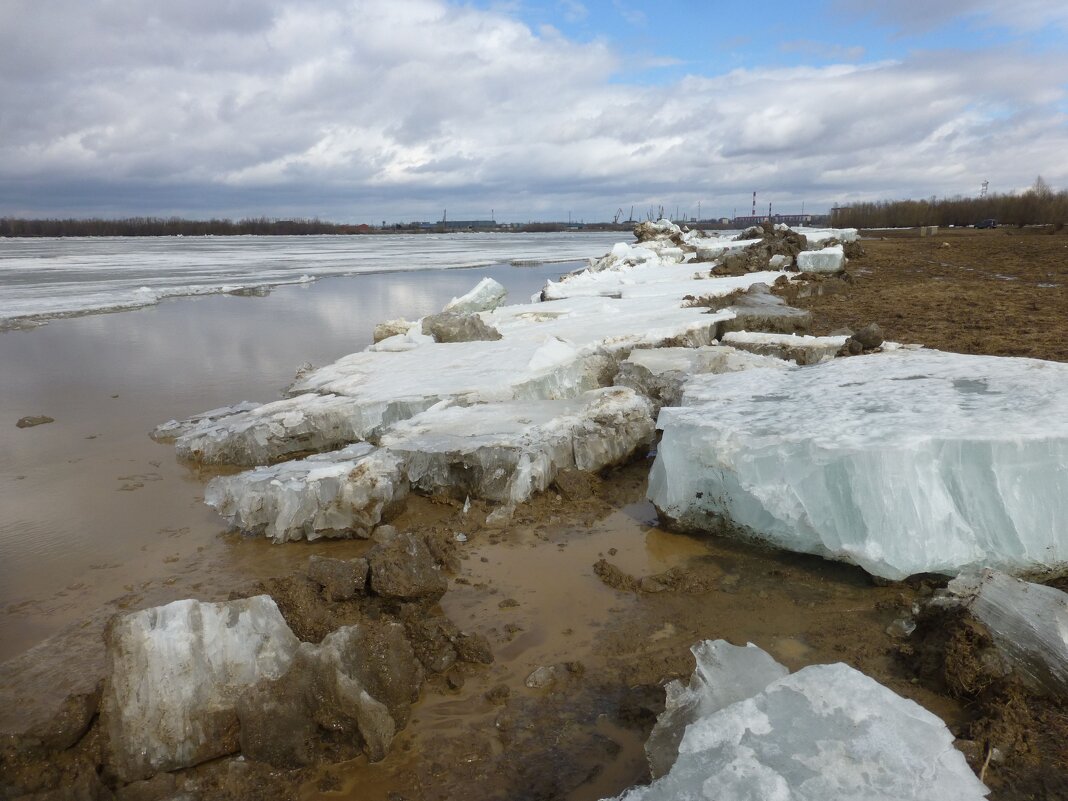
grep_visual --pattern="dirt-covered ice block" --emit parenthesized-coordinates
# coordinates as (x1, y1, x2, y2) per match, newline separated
(380, 387, 655, 505)
(650, 349, 1068, 580)
(443, 276, 507, 313)
(612, 641, 988, 801)
(101, 596, 299, 782)
(797, 244, 847, 273)
(614, 346, 791, 412)
(944, 569, 1068, 695)
(204, 443, 408, 543)
(172, 393, 400, 466)
(720, 330, 848, 365)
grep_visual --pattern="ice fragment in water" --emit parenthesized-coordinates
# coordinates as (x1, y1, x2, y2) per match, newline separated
(649, 349, 1068, 580)
(611, 641, 987, 801)
(442, 277, 507, 313)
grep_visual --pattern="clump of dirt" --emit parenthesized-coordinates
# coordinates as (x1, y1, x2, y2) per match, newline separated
(899, 603, 1068, 798)
(593, 559, 719, 594)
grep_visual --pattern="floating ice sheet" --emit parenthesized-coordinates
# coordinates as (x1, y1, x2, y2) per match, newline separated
(650, 349, 1068, 579)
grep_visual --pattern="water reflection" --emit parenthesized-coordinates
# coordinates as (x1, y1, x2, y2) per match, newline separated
(0, 262, 578, 659)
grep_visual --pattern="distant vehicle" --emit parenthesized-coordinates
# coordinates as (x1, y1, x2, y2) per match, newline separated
(976, 218, 998, 229)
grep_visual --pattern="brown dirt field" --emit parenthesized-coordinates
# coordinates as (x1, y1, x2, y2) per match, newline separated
(791, 227, 1068, 362)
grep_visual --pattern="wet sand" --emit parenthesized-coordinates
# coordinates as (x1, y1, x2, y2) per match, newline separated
(3, 228, 1066, 800)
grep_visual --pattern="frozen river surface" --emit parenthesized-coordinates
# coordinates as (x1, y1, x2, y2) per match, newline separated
(0, 232, 624, 328)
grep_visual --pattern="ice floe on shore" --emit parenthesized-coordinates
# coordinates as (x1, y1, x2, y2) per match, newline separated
(610, 639, 987, 801)
(205, 388, 654, 541)
(650, 348, 1068, 580)
(154, 220, 1068, 583)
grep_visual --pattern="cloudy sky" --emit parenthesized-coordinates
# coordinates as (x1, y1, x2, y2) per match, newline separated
(2, 0, 1066, 223)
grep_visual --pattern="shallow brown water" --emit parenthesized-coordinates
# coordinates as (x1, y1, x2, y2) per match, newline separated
(0, 264, 569, 660)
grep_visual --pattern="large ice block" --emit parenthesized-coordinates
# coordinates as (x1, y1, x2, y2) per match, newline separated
(796, 244, 847, 273)
(379, 387, 655, 504)
(649, 349, 1068, 580)
(613, 643, 987, 801)
(204, 443, 408, 543)
(944, 569, 1068, 695)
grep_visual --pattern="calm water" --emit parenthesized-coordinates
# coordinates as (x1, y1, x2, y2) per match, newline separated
(0, 236, 618, 660)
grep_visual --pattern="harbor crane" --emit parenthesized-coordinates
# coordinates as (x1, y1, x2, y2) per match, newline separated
(613, 208, 624, 224)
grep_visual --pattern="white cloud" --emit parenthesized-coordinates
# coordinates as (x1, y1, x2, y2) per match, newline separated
(0, 0, 1066, 220)
(833, 0, 1068, 33)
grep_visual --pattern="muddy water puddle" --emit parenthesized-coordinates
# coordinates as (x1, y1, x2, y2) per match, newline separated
(271, 467, 955, 801)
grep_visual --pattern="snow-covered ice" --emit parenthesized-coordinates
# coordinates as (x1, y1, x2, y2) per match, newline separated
(380, 387, 654, 504)
(943, 569, 1068, 695)
(612, 641, 987, 801)
(204, 443, 408, 543)
(101, 596, 299, 781)
(650, 349, 1068, 580)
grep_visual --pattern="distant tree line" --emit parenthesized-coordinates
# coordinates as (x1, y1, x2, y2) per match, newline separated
(832, 177, 1068, 230)
(0, 216, 374, 237)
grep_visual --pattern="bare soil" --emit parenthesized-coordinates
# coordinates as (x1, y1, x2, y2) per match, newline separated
(3, 229, 1067, 801)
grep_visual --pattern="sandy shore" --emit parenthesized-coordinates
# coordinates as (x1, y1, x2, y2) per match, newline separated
(3, 228, 1067, 800)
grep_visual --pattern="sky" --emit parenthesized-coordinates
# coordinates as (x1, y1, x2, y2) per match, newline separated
(1, 0, 1066, 223)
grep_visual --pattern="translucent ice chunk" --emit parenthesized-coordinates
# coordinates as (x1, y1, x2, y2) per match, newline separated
(443, 277, 507, 313)
(645, 640, 788, 778)
(612, 641, 987, 801)
(204, 443, 408, 543)
(649, 349, 1068, 579)
(796, 244, 847, 273)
